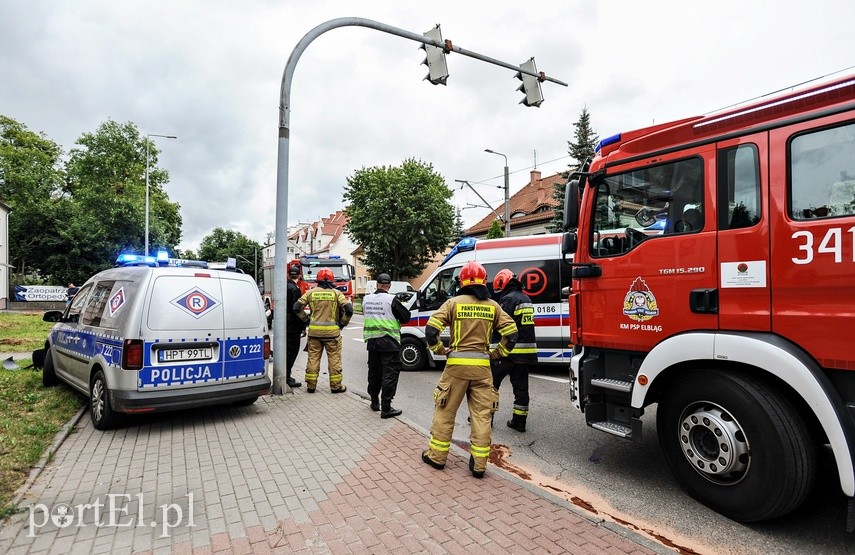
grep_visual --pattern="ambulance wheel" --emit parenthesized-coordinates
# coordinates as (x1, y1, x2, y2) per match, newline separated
(400, 337, 427, 372)
(90, 370, 121, 430)
(657, 369, 816, 522)
(42, 348, 59, 387)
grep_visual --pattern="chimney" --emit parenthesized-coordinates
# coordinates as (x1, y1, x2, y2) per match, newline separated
(530, 169, 541, 184)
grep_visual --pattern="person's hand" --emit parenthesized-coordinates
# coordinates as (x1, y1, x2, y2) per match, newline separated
(301, 330, 307, 337)
(488, 349, 501, 360)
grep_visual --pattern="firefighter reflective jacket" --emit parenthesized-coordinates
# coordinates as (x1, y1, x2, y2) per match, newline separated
(426, 293, 517, 378)
(294, 285, 353, 339)
(362, 290, 411, 350)
(495, 286, 537, 362)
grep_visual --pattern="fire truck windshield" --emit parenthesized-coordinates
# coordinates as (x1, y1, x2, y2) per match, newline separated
(301, 260, 351, 282)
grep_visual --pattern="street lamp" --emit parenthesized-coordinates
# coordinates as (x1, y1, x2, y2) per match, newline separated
(145, 133, 177, 256)
(484, 149, 510, 236)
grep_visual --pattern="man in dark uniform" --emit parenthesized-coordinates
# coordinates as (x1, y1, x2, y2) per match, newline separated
(284, 260, 305, 389)
(491, 269, 537, 432)
(362, 273, 411, 418)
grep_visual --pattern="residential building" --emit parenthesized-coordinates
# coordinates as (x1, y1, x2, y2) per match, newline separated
(464, 170, 566, 238)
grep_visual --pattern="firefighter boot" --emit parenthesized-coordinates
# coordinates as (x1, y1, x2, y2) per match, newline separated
(380, 399, 402, 419)
(507, 413, 527, 432)
(469, 455, 485, 479)
(370, 395, 380, 411)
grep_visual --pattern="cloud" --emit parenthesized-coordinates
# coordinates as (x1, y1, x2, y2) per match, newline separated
(2, 0, 853, 251)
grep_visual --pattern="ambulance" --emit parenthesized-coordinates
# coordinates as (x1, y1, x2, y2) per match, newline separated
(399, 234, 571, 371)
(35, 252, 271, 430)
(560, 74, 855, 525)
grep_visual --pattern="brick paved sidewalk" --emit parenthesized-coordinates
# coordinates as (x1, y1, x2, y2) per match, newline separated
(0, 383, 667, 554)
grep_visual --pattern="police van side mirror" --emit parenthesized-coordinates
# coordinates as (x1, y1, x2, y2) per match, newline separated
(43, 310, 63, 323)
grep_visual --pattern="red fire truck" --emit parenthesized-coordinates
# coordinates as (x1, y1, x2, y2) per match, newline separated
(262, 254, 355, 309)
(561, 74, 855, 526)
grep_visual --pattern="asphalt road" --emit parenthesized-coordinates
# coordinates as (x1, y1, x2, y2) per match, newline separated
(327, 315, 855, 555)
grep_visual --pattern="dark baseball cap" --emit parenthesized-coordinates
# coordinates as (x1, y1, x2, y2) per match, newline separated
(376, 273, 392, 284)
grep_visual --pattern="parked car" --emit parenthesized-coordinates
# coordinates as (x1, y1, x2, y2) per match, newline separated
(34, 252, 271, 429)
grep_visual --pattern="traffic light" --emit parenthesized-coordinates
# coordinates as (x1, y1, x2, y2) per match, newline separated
(515, 58, 544, 107)
(421, 25, 449, 86)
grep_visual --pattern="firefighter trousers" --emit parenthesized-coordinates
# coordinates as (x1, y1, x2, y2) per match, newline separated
(491, 358, 530, 412)
(305, 336, 344, 391)
(425, 366, 499, 473)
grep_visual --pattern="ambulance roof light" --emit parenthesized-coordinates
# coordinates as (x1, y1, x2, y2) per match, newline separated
(116, 253, 157, 267)
(226, 257, 237, 271)
(440, 237, 476, 266)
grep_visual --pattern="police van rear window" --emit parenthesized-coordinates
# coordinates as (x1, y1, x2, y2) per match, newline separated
(221, 278, 264, 329)
(147, 275, 225, 331)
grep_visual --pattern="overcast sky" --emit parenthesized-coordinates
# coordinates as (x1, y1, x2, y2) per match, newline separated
(2, 1, 853, 252)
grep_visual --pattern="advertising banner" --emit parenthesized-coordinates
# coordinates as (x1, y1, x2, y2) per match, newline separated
(14, 285, 68, 302)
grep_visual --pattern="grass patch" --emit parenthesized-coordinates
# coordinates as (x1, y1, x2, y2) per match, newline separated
(0, 311, 55, 353)
(0, 360, 84, 518)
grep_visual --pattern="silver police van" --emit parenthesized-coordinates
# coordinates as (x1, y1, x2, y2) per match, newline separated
(35, 252, 271, 429)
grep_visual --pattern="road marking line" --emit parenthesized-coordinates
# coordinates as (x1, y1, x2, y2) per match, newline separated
(531, 374, 569, 383)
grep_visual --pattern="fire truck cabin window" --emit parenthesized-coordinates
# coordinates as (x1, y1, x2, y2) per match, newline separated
(718, 144, 761, 230)
(790, 121, 855, 220)
(592, 157, 704, 257)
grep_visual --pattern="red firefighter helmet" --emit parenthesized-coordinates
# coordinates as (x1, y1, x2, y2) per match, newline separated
(287, 260, 301, 278)
(317, 268, 334, 283)
(459, 261, 488, 286)
(492, 269, 516, 293)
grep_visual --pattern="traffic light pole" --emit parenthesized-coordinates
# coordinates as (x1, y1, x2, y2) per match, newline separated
(272, 17, 567, 393)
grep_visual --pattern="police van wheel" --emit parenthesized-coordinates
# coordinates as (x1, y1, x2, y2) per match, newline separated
(400, 337, 427, 372)
(657, 369, 816, 522)
(90, 370, 121, 430)
(42, 348, 59, 387)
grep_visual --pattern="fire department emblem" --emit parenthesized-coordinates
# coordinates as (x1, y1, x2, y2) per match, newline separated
(623, 277, 659, 322)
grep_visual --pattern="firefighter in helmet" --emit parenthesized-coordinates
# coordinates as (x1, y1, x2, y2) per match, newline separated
(491, 269, 537, 432)
(421, 260, 518, 478)
(293, 267, 353, 393)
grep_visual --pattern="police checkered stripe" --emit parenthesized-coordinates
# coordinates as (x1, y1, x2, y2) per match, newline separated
(140, 376, 220, 389)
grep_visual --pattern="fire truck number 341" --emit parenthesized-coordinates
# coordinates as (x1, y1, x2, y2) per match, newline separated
(791, 227, 855, 264)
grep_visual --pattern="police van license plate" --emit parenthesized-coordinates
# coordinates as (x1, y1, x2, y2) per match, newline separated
(157, 347, 213, 363)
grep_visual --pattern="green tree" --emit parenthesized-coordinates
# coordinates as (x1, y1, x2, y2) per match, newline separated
(549, 107, 599, 232)
(0, 116, 68, 283)
(486, 219, 504, 239)
(453, 207, 466, 241)
(198, 228, 262, 281)
(343, 158, 455, 280)
(60, 120, 182, 282)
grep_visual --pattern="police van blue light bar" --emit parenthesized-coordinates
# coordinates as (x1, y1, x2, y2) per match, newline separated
(116, 253, 157, 267)
(303, 255, 341, 260)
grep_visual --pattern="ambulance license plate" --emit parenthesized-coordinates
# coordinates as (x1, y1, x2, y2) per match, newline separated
(157, 347, 213, 363)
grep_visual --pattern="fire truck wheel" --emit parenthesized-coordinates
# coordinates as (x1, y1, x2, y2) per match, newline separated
(656, 369, 816, 522)
(400, 337, 427, 372)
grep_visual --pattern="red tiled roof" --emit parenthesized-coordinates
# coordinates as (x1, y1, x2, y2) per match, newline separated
(466, 170, 565, 235)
